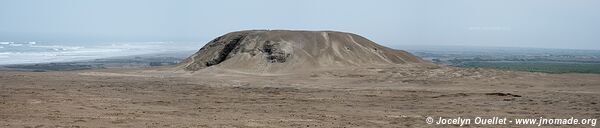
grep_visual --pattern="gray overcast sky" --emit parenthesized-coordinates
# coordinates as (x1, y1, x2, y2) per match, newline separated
(0, 0, 599, 49)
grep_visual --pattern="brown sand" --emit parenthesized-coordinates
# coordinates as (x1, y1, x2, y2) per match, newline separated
(1, 65, 599, 127)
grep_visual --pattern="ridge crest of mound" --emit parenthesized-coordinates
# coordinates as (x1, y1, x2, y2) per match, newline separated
(179, 30, 429, 73)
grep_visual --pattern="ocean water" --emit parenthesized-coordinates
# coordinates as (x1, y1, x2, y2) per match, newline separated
(0, 41, 200, 65)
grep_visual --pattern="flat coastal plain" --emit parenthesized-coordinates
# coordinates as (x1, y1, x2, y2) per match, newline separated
(1, 65, 599, 127)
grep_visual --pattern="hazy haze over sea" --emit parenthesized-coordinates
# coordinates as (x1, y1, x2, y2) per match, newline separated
(0, 41, 199, 65)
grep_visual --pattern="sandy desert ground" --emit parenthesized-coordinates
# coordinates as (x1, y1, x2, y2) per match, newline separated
(1, 64, 599, 128)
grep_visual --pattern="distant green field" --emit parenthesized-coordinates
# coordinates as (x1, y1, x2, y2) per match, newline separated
(455, 61, 600, 74)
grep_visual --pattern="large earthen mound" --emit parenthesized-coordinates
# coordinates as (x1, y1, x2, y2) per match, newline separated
(180, 30, 428, 73)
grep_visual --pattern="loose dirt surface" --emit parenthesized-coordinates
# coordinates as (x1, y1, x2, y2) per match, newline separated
(1, 65, 600, 127)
